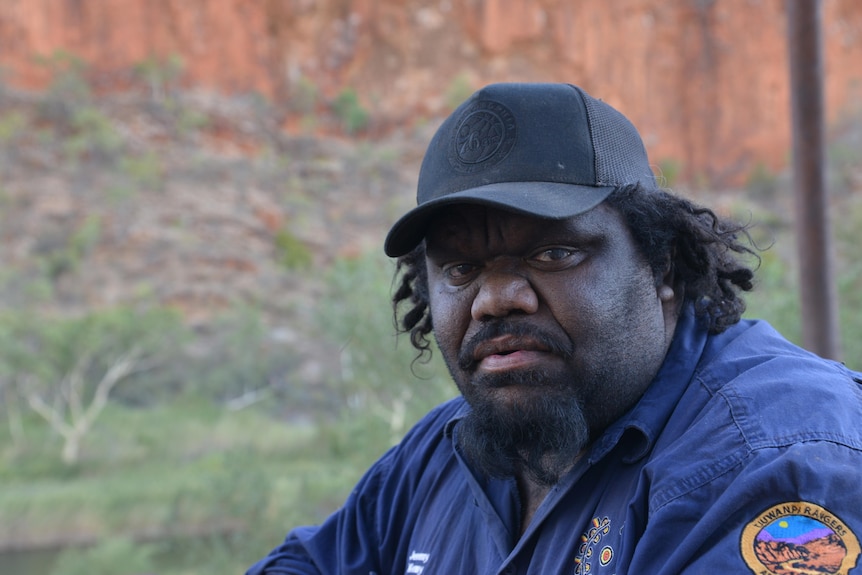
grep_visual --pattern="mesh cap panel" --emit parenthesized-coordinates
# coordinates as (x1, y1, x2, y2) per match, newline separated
(582, 93, 655, 188)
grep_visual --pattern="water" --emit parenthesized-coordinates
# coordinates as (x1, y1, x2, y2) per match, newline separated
(0, 547, 60, 575)
(0, 532, 253, 574)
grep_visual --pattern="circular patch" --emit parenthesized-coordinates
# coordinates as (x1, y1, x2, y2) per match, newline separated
(741, 502, 860, 575)
(599, 546, 613, 566)
(448, 99, 516, 174)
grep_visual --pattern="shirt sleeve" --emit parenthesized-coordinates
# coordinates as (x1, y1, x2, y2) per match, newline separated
(245, 444, 396, 575)
(244, 527, 328, 575)
(244, 398, 463, 575)
(630, 440, 862, 574)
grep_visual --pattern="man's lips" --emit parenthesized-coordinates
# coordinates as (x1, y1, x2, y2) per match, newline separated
(471, 336, 553, 372)
(457, 321, 574, 371)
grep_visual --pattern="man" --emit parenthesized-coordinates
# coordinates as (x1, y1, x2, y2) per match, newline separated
(248, 83, 862, 574)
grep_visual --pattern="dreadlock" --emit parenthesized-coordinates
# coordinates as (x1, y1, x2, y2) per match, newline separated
(392, 244, 434, 357)
(392, 183, 759, 354)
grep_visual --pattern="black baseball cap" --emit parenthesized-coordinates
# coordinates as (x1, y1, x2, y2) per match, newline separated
(383, 82, 657, 257)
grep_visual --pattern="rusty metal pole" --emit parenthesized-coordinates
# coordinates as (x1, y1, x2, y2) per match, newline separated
(786, 0, 841, 360)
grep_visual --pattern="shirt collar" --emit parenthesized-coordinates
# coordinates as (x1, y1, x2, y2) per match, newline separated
(443, 400, 471, 438)
(588, 304, 709, 464)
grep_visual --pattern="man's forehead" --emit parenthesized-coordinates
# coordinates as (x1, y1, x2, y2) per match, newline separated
(424, 202, 616, 245)
(426, 205, 528, 241)
(426, 204, 494, 232)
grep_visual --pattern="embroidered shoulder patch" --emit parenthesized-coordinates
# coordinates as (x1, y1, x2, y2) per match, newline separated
(740, 501, 860, 575)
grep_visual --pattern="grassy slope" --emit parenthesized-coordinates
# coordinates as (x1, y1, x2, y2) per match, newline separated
(1, 398, 415, 573)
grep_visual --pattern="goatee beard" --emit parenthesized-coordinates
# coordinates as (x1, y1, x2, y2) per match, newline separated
(456, 369, 590, 486)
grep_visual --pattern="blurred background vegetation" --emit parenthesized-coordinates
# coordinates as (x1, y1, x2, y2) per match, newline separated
(0, 49, 457, 574)
(1, 6, 862, 575)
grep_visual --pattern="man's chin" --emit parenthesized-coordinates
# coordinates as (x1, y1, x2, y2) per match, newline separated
(456, 386, 591, 486)
(465, 364, 567, 392)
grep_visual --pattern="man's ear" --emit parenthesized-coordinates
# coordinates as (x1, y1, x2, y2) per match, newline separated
(655, 250, 676, 296)
(658, 284, 675, 302)
(656, 249, 681, 307)
(656, 249, 682, 344)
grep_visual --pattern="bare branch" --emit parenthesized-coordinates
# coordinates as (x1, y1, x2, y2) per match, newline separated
(17, 345, 160, 465)
(80, 346, 154, 431)
(64, 351, 93, 425)
(19, 375, 73, 436)
(225, 387, 272, 411)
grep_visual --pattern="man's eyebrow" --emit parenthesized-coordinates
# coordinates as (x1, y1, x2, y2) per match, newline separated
(424, 241, 470, 261)
(532, 219, 606, 243)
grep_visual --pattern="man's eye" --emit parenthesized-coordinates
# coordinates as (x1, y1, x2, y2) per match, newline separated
(532, 247, 576, 262)
(444, 263, 477, 280)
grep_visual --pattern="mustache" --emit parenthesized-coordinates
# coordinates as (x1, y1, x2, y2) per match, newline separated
(457, 320, 574, 371)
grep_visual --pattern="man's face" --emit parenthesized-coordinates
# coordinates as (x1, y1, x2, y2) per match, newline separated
(424, 203, 678, 482)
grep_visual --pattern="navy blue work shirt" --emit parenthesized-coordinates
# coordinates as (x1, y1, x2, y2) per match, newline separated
(247, 308, 862, 574)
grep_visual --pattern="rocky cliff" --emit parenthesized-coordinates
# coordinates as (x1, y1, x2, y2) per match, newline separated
(2, 0, 861, 185)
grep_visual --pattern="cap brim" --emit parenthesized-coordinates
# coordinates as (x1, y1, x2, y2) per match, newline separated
(383, 181, 616, 257)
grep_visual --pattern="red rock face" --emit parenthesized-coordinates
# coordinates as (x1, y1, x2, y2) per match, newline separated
(755, 533, 847, 574)
(1, 0, 861, 185)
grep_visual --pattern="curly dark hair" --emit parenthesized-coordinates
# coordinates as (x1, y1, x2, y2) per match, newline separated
(392, 183, 759, 355)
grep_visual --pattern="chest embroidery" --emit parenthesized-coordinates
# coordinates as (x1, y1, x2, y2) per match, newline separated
(740, 501, 860, 575)
(406, 550, 430, 574)
(574, 516, 614, 574)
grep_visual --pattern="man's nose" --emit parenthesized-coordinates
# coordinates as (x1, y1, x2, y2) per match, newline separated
(471, 269, 539, 321)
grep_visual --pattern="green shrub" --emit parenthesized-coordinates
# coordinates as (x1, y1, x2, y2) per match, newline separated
(119, 150, 164, 190)
(190, 305, 301, 405)
(0, 306, 188, 463)
(743, 248, 802, 345)
(132, 53, 185, 102)
(656, 158, 682, 189)
(332, 88, 369, 135)
(64, 107, 122, 162)
(289, 75, 320, 115)
(745, 162, 779, 201)
(274, 227, 312, 269)
(39, 215, 102, 281)
(35, 50, 92, 124)
(315, 252, 454, 445)
(834, 195, 862, 367)
(0, 110, 27, 142)
(173, 102, 209, 135)
(445, 73, 473, 110)
(826, 105, 862, 194)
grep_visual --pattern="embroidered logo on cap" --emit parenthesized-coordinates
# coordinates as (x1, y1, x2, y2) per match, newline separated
(741, 501, 860, 575)
(448, 99, 516, 174)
